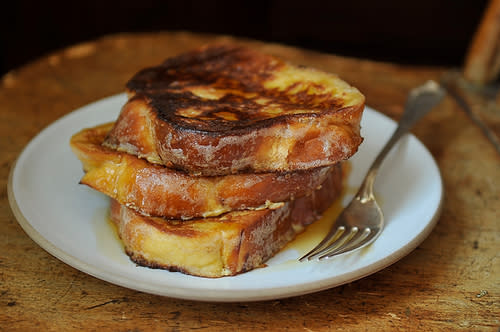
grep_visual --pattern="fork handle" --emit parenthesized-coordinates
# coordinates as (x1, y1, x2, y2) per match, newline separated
(357, 80, 445, 201)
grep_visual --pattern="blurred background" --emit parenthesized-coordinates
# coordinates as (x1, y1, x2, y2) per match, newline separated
(0, 0, 489, 76)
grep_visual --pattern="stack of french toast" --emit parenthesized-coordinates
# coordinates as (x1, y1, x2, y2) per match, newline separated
(70, 44, 365, 278)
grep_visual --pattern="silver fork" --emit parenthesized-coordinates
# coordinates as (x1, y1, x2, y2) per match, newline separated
(300, 80, 445, 261)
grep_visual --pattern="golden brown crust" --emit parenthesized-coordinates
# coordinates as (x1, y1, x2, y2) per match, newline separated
(109, 164, 344, 278)
(104, 45, 365, 175)
(464, 0, 500, 84)
(71, 123, 340, 219)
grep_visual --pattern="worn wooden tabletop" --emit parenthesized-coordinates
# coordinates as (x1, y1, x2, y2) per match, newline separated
(1, 32, 498, 331)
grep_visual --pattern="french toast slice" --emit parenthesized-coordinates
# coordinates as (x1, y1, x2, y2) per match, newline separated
(103, 44, 365, 175)
(109, 163, 344, 278)
(71, 123, 338, 219)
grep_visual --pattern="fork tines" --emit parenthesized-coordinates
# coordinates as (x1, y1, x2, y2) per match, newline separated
(300, 226, 374, 261)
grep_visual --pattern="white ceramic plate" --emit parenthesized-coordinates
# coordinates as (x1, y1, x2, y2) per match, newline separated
(8, 94, 443, 302)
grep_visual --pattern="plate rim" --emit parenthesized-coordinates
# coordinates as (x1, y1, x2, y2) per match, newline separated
(7, 94, 443, 302)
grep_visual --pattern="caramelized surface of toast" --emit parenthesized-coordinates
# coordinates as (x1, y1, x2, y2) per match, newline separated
(104, 45, 365, 175)
(71, 123, 339, 219)
(109, 165, 343, 277)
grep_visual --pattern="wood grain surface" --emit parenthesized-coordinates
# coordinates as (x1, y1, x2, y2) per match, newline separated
(0, 32, 498, 331)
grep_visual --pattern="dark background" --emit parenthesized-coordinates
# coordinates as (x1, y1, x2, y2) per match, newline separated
(0, 1, 489, 76)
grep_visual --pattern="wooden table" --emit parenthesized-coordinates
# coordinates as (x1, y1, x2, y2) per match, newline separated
(1, 32, 498, 331)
